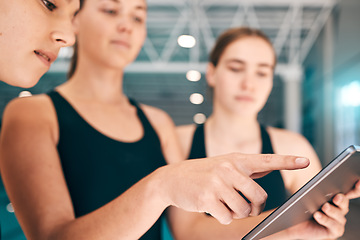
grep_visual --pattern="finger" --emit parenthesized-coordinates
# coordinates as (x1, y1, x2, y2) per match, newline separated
(238, 154, 309, 177)
(219, 187, 251, 219)
(207, 200, 234, 225)
(314, 211, 345, 237)
(332, 194, 349, 215)
(232, 172, 267, 216)
(345, 180, 360, 199)
(322, 202, 347, 225)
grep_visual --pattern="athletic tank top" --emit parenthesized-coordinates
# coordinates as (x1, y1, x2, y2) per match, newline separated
(188, 124, 287, 211)
(48, 91, 167, 240)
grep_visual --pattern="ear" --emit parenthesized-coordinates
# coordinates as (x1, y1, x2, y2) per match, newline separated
(206, 63, 216, 87)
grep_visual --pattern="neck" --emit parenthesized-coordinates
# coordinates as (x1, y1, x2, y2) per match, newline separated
(207, 104, 260, 145)
(60, 58, 126, 104)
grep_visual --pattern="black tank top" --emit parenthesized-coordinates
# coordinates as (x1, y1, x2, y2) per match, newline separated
(188, 124, 287, 211)
(48, 91, 167, 240)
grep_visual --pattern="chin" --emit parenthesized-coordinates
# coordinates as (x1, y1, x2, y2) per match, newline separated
(8, 73, 43, 88)
(231, 107, 258, 116)
(105, 58, 130, 70)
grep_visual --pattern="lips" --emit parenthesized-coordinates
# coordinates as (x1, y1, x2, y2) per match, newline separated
(235, 96, 255, 102)
(34, 50, 57, 67)
(111, 40, 131, 49)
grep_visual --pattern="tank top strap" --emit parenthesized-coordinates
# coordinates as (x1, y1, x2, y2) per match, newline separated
(128, 98, 159, 141)
(47, 90, 76, 125)
(188, 124, 206, 159)
(260, 124, 275, 154)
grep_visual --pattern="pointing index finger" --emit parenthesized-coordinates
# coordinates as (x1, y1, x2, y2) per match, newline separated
(239, 154, 309, 177)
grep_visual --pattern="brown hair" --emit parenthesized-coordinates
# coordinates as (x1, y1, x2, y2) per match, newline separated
(209, 27, 276, 67)
(67, 0, 85, 79)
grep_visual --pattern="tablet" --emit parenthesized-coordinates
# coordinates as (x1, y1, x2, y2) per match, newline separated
(242, 145, 360, 240)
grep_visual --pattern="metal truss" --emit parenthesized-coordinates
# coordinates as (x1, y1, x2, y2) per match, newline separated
(52, 0, 338, 75)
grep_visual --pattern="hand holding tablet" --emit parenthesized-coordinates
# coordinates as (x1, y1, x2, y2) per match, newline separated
(243, 145, 360, 240)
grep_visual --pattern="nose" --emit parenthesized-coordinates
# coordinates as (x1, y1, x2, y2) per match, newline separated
(116, 16, 133, 33)
(240, 72, 255, 90)
(50, 17, 76, 47)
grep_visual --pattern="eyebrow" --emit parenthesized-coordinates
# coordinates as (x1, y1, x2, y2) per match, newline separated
(226, 59, 274, 69)
(100, 0, 120, 3)
(100, 0, 147, 10)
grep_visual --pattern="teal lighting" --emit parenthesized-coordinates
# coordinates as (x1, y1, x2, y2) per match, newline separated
(340, 81, 360, 107)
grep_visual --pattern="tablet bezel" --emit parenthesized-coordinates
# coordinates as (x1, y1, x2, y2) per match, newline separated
(242, 145, 360, 240)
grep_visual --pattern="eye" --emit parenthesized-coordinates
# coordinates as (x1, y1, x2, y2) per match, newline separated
(229, 66, 244, 73)
(42, 0, 57, 11)
(257, 72, 268, 78)
(102, 9, 118, 16)
(133, 16, 144, 23)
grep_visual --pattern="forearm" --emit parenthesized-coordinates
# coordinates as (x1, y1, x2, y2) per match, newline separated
(45, 167, 169, 240)
(171, 210, 272, 240)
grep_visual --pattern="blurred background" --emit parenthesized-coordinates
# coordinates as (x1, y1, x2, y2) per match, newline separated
(1, 0, 360, 239)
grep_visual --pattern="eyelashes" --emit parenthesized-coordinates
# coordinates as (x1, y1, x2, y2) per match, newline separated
(42, 0, 57, 11)
(102, 9, 118, 15)
(101, 9, 144, 24)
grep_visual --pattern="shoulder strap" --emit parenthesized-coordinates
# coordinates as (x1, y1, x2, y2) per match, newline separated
(128, 98, 161, 143)
(260, 125, 275, 154)
(188, 124, 206, 159)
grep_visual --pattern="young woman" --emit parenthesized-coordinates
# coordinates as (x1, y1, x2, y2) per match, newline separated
(0, 1, 309, 239)
(0, 0, 79, 88)
(171, 27, 360, 240)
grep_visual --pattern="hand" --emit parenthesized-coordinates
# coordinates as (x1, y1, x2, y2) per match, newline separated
(158, 153, 309, 225)
(345, 180, 360, 200)
(262, 180, 360, 240)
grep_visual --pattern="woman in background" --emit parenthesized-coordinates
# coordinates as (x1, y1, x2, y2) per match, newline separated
(0, 1, 309, 239)
(0, 0, 80, 88)
(171, 27, 360, 240)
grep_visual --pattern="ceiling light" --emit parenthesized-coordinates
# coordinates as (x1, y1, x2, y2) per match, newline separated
(193, 113, 206, 124)
(186, 70, 201, 82)
(178, 35, 196, 48)
(190, 93, 204, 105)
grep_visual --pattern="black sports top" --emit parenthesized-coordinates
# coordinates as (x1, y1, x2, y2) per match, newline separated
(188, 124, 287, 211)
(48, 91, 167, 240)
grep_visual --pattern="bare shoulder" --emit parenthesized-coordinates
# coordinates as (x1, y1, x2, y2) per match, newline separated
(266, 127, 314, 156)
(139, 104, 175, 130)
(2, 94, 58, 142)
(4, 94, 53, 119)
(267, 126, 322, 192)
(176, 124, 196, 140)
(176, 124, 197, 157)
(138, 104, 186, 164)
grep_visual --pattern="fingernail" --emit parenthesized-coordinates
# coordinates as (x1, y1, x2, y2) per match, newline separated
(315, 212, 322, 219)
(323, 203, 330, 211)
(295, 158, 308, 165)
(336, 194, 343, 202)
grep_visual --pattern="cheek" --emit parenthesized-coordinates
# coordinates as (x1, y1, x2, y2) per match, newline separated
(134, 28, 147, 50)
(215, 78, 237, 100)
(258, 79, 273, 102)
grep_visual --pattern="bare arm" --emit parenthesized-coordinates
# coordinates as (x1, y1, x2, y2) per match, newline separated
(264, 128, 360, 240)
(151, 114, 274, 239)
(0, 97, 172, 240)
(0, 98, 309, 240)
(169, 207, 274, 240)
(170, 126, 333, 240)
(170, 125, 275, 240)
